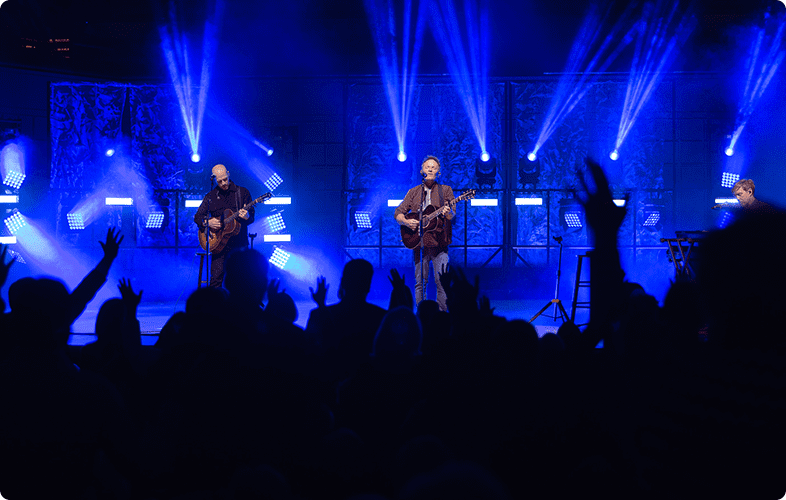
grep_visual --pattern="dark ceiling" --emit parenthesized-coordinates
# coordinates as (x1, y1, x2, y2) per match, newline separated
(0, 0, 782, 80)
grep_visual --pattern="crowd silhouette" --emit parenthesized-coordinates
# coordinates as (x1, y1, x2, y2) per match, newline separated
(1, 158, 786, 499)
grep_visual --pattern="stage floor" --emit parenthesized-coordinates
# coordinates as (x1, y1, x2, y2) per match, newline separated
(68, 298, 585, 346)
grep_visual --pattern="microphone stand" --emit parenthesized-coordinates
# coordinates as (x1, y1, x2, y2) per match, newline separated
(418, 174, 426, 306)
(529, 235, 570, 323)
(203, 175, 216, 287)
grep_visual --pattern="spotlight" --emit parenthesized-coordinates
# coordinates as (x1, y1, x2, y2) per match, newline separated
(609, 150, 619, 161)
(527, 151, 537, 162)
(721, 172, 740, 189)
(191, 153, 201, 163)
(480, 151, 490, 162)
(145, 212, 165, 229)
(264, 173, 283, 192)
(105, 148, 116, 157)
(67, 212, 85, 230)
(724, 147, 734, 157)
(267, 148, 274, 157)
(269, 247, 290, 270)
(397, 151, 407, 162)
(3, 171, 25, 190)
(3, 211, 26, 235)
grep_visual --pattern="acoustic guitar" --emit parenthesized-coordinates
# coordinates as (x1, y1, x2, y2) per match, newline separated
(198, 193, 272, 253)
(400, 190, 476, 249)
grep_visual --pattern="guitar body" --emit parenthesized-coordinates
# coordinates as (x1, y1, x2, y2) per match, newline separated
(197, 193, 273, 254)
(401, 206, 444, 250)
(399, 189, 476, 250)
(198, 208, 241, 254)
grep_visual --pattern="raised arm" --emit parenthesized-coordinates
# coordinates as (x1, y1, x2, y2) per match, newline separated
(68, 227, 123, 325)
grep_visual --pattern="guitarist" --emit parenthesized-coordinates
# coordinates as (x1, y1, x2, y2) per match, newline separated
(194, 164, 255, 287)
(394, 155, 455, 312)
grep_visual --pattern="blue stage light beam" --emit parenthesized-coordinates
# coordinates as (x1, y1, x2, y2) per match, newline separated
(159, 0, 223, 165)
(727, 14, 786, 158)
(530, 4, 637, 159)
(614, 1, 696, 157)
(428, 0, 491, 158)
(364, 0, 428, 162)
(0, 141, 27, 190)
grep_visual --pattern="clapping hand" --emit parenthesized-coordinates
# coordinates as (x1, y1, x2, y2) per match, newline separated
(309, 275, 329, 308)
(100, 227, 124, 261)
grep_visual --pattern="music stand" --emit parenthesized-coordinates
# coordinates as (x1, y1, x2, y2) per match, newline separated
(529, 235, 570, 323)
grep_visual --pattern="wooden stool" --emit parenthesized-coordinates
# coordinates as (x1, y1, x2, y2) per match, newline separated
(196, 252, 209, 288)
(570, 253, 591, 327)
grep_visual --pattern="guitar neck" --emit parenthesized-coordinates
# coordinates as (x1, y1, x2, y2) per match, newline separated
(222, 193, 272, 223)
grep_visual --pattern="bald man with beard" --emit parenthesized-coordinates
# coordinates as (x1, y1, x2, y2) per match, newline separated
(194, 164, 255, 288)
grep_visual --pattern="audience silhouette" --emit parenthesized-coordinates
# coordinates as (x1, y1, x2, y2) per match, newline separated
(2, 160, 786, 499)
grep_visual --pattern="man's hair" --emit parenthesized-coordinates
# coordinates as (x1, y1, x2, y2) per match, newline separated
(733, 178, 755, 195)
(421, 155, 441, 169)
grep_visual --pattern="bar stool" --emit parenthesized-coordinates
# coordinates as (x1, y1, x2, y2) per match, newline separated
(196, 252, 209, 288)
(570, 253, 591, 327)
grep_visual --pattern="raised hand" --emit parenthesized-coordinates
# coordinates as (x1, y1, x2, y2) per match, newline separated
(309, 275, 329, 308)
(0, 244, 15, 289)
(578, 158, 628, 240)
(100, 227, 124, 261)
(267, 278, 285, 297)
(478, 295, 496, 317)
(118, 277, 142, 313)
(388, 268, 406, 289)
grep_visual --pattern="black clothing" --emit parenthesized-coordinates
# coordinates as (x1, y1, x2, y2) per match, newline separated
(193, 181, 255, 287)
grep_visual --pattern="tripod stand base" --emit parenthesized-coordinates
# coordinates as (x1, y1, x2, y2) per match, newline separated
(529, 299, 570, 324)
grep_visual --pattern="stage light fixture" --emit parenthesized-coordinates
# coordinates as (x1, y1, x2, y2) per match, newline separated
(643, 211, 660, 227)
(724, 147, 734, 157)
(480, 151, 490, 162)
(474, 157, 497, 189)
(527, 151, 537, 162)
(0, 195, 19, 204)
(354, 211, 373, 229)
(564, 211, 583, 228)
(3, 171, 25, 190)
(67, 213, 85, 230)
(265, 213, 286, 233)
(0, 236, 16, 244)
(267, 148, 274, 157)
(397, 151, 407, 162)
(269, 247, 290, 270)
(4, 211, 26, 235)
(515, 197, 543, 206)
(265, 197, 291, 205)
(191, 153, 200, 163)
(264, 234, 291, 242)
(613, 199, 626, 207)
(559, 197, 584, 230)
(105, 197, 134, 206)
(7, 248, 24, 264)
(721, 172, 740, 189)
(145, 212, 165, 229)
(609, 150, 619, 161)
(105, 148, 116, 157)
(264, 173, 283, 192)
(719, 211, 734, 229)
